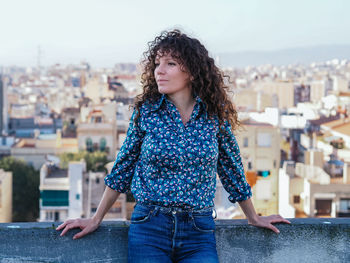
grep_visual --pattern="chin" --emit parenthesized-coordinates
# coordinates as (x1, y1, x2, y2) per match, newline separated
(158, 87, 170, 94)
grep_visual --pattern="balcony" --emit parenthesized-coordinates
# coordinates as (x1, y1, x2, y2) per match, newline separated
(0, 218, 349, 262)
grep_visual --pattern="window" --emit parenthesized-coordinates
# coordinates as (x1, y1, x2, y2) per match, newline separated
(248, 162, 252, 170)
(86, 138, 93, 152)
(339, 199, 350, 212)
(54, 212, 59, 221)
(293, 195, 300, 204)
(243, 137, 248, 147)
(257, 170, 270, 177)
(100, 137, 107, 152)
(76, 194, 80, 200)
(257, 133, 272, 147)
(96, 177, 100, 184)
(315, 199, 332, 216)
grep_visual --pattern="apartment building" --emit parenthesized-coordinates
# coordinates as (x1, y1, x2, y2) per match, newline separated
(77, 104, 117, 160)
(279, 161, 350, 218)
(39, 161, 126, 222)
(236, 118, 281, 216)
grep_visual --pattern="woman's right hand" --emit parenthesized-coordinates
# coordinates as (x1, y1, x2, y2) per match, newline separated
(56, 217, 101, 240)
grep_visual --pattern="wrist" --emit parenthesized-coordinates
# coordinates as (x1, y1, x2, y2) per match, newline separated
(247, 214, 260, 225)
(92, 214, 102, 225)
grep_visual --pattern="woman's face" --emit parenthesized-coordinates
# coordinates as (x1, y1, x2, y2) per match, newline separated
(154, 52, 191, 96)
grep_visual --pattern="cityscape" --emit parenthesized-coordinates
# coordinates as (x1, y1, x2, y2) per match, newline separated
(1, 1, 349, 262)
(0, 55, 349, 223)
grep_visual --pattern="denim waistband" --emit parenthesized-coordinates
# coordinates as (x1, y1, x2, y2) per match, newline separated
(136, 202, 214, 215)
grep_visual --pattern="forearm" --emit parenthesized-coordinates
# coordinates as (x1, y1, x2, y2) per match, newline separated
(238, 198, 259, 224)
(92, 186, 121, 224)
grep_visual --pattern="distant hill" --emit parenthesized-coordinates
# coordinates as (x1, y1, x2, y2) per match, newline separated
(217, 44, 350, 68)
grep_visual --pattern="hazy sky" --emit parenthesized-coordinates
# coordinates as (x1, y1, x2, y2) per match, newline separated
(1, 0, 350, 67)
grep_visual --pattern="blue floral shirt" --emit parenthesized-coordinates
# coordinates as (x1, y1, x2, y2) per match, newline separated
(105, 95, 252, 209)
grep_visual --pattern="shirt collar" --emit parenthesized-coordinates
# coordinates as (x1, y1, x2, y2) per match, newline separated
(149, 95, 166, 112)
(150, 94, 207, 118)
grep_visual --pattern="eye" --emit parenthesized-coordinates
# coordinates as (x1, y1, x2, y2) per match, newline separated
(154, 62, 159, 67)
(168, 62, 176, 66)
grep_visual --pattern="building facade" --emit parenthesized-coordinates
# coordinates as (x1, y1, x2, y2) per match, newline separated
(236, 119, 281, 216)
(0, 169, 12, 222)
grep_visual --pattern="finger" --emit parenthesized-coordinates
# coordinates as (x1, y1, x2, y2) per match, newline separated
(56, 219, 74, 230)
(268, 224, 280, 234)
(60, 222, 80, 236)
(73, 228, 89, 240)
(56, 222, 68, 230)
(281, 219, 291, 224)
(277, 215, 291, 223)
(270, 218, 291, 224)
(272, 216, 291, 224)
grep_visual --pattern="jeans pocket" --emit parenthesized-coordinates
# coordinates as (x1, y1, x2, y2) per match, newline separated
(130, 205, 153, 224)
(191, 214, 215, 233)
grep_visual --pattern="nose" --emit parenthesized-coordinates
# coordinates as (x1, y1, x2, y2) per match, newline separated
(155, 63, 165, 76)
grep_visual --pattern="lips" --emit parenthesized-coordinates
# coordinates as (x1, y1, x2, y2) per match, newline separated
(157, 79, 168, 82)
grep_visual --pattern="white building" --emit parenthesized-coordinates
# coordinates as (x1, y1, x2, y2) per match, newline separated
(39, 161, 127, 222)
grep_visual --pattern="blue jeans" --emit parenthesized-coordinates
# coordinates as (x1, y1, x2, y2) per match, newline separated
(128, 203, 219, 263)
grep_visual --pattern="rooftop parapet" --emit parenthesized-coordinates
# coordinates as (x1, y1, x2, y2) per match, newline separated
(0, 218, 349, 262)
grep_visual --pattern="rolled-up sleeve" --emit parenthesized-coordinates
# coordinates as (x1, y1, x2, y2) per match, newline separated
(104, 109, 145, 193)
(217, 121, 252, 203)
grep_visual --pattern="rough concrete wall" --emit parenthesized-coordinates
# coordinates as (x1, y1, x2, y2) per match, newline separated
(0, 218, 349, 263)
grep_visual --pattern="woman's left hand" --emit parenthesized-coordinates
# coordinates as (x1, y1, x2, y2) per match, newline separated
(248, 215, 291, 234)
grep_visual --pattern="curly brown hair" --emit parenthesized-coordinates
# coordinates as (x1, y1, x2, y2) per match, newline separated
(134, 29, 239, 130)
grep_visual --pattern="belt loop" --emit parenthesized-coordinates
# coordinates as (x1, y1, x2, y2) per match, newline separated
(212, 207, 217, 219)
(153, 206, 160, 216)
(189, 211, 194, 221)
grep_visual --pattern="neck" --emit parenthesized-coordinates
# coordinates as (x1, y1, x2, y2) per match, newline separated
(166, 88, 195, 112)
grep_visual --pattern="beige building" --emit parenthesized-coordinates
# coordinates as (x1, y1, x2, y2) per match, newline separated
(332, 75, 349, 93)
(236, 119, 281, 216)
(321, 117, 350, 149)
(253, 80, 295, 109)
(11, 131, 78, 170)
(78, 104, 117, 160)
(234, 90, 275, 111)
(0, 169, 12, 222)
(84, 77, 109, 104)
(310, 79, 327, 103)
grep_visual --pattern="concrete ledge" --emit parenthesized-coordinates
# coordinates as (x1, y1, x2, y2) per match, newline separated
(0, 218, 349, 263)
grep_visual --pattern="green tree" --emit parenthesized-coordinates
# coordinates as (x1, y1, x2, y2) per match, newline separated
(59, 151, 109, 173)
(0, 157, 40, 222)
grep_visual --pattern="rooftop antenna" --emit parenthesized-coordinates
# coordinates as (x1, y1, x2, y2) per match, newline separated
(37, 45, 42, 74)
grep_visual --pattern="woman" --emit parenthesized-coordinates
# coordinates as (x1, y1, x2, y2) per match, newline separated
(57, 30, 290, 262)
